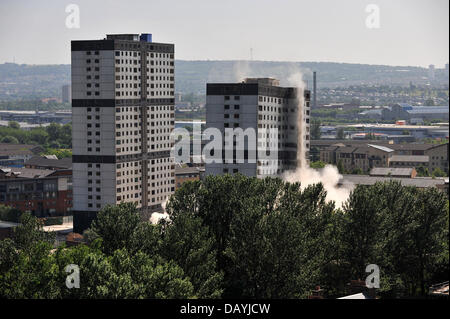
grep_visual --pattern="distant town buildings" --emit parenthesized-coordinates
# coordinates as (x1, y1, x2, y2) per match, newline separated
(71, 33, 175, 233)
(428, 64, 436, 81)
(316, 140, 448, 174)
(338, 174, 448, 195)
(0, 110, 72, 125)
(0, 143, 43, 167)
(62, 84, 71, 103)
(175, 165, 202, 189)
(0, 165, 72, 217)
(359, 103, 449, 122)
(25, 155, 72, 170)
(205, 78, 311, 177)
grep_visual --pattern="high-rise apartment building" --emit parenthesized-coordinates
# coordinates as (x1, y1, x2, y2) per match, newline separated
(62, 84, 71, 103)
(205, 78, 310, 178)
(71, 33, 175, 233)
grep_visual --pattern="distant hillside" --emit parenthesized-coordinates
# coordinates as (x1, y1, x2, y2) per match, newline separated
(0, 61, 447, 100)
(0, 63, 70, 100)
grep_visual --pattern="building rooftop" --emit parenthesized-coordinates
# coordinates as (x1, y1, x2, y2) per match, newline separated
(175, 166, 201, 175)
(0, 166, 55, 179)
(339, 175, 445, 188)
(337, 292, 371, 299)
(368, 144, 394, 153)
(335, 146, 358, 153)
(0, 143, 43, 156)
(370, 167, 415, 177)
(25, 156, 72, 170)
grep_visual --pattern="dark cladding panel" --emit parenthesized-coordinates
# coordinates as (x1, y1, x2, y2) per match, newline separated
(207, 83, 259, 96)
(206, 83, 307, 99)
(72, 155, 116, 164)
(71, 40, 115, 51)
(72, 99, 116, 108)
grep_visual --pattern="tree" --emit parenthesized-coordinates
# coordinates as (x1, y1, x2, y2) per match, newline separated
(0, 205, 22, 222)
(7, 121, 20, 129)
(310, 119, 321, 140)
(46, 123, 61, 142)
(336, 128, 345, 139)
(159, 209, 223, 298)
(432, 167, 447, 177)
(13, 212, 55, 252)
(166, 175, 337, 298)
(310, 161, 326, 169)
(0, 135, 19, 144)
(1, 175, 448, 299)
(337, 159, 345, 174)
(88, 203, 141, 255)
(341, 182, 449, 297)
(29, 129, 49, 145)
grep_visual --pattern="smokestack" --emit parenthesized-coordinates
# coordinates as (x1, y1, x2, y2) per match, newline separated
(313, 71, 317, 108)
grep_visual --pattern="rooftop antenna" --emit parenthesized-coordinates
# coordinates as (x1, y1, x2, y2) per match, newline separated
(250, 48, 253, 61)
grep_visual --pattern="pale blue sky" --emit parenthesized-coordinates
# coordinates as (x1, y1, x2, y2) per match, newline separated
(0, 0, 448, 67)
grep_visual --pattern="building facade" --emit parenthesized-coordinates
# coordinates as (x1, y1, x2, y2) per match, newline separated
(205, 78, 310, 177)
(319, 141, 448, 174)
(0, 167, 72, 217)
(71, 33, 175, 233)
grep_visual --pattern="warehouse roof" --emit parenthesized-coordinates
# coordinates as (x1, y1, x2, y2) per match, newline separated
(339, 175, 445, 188)
(175, 166, 201, 176)
(0, 166, 55, 179)
(368, 144, 394, 153)
(25, 156, 72, 170)
(0, 143, 43, 156)
(370, 167, 414, 177)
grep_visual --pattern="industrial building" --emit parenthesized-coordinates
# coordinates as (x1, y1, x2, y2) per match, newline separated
(0, 110, 72, 125)
(359, 103, 449, 123)
(205, 78, 310, 177)
(71, 33, 175, 233)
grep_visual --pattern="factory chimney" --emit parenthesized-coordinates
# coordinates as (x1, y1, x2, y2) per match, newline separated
(313, 71, 317, 108)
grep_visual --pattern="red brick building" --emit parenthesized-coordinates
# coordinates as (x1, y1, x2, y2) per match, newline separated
(0, 166, 72, 217)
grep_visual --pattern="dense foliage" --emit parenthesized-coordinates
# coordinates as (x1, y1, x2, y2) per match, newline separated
(0, 122, 71, 151)
(0, 175, 448, 299)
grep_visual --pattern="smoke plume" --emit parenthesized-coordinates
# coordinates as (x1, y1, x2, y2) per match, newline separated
(149, 197, 170, 224)
(282, 69, 353, 208)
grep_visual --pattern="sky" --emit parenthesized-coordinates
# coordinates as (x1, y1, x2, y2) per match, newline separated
(0, 0, 448, 67)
